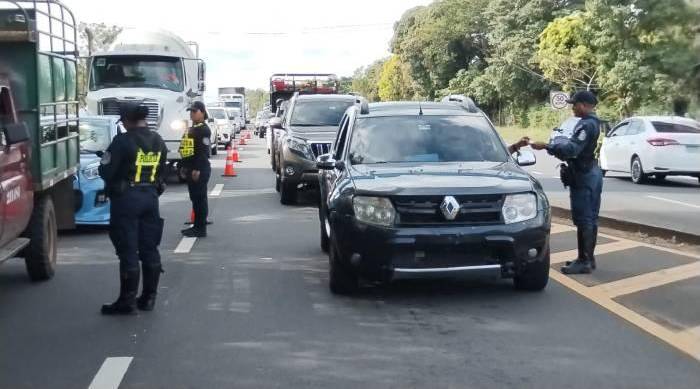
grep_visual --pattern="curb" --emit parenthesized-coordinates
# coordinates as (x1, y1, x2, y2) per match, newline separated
(550, 206, 700, 246)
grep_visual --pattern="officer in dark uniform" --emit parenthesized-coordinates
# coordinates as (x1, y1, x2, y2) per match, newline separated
(531, 91, 603, 274)
(180, 101, 212, 238)
(99, 103, 168, 315)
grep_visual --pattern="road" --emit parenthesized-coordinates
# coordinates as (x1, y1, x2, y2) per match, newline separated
(524, 149, 700, 236)
(1, 137, 700, 388)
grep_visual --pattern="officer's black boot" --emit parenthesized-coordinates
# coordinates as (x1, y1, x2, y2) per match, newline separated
(181, 226, 206, 238)
(101, 268, 139, 315)
(561, 226, 594, 275)
(565, 228, 586, 267)
(137, 263, 162, 311)
(591, 226, 598, 270)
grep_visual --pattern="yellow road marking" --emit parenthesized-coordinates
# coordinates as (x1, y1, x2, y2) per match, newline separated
(550, 270, 700, 362)
(592, 261, 700, 298)
(550, 223, 575, 235)
(551, 240, 641, 265)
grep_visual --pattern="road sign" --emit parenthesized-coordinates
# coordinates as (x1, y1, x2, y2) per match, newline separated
(550, 91, 569, 110)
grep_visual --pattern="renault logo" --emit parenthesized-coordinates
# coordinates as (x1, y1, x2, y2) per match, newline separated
(440, 196, 460, 221)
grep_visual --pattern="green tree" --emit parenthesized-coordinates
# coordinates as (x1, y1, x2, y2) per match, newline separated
(378, 55, 416, 101)
(351, 59, 387, 102)
(77, 23, 122, 105)
(245, 89, 269, 116)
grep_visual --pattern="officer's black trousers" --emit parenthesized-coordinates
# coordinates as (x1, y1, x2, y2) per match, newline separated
(109, 186, 164, 272)
(187, 169, 211, 230)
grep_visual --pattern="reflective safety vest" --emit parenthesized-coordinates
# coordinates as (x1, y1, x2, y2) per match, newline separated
(179, 133, 195, 158)
(134, 148, 162, 183)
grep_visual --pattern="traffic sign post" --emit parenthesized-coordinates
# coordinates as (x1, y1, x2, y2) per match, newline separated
(550, 91, 570, 110)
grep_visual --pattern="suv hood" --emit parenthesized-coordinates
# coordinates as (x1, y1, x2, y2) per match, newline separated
(350, 162, 534, 196)
(289, 126, 338, 142)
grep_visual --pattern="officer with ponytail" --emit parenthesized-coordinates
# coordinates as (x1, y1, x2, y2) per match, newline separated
(99, 103, 168, 315)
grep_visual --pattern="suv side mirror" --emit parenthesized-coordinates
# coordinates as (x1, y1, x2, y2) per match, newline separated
(515, 149, 536, 167)
(269, 117, 283, 130)
(3, 123, 30, 145)
(317, 153, 336, 170)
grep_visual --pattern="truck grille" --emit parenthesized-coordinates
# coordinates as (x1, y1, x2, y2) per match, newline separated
(393, 194, 504, 226)
(309, 142, 332, 158)
(99, 99, 161, 130)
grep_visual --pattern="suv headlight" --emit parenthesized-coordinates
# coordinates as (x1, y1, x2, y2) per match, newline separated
(353, 196, 396, 227)
(82, 162, 100, 180)
(502, 193, 537, 224)
(287, 137, 313, 159)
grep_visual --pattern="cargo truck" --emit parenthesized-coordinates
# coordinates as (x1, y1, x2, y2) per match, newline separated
(0, 0, 80, 280)
(218, 87, 247, 126)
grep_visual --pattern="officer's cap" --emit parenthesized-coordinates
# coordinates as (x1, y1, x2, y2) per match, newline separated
(566, 91, 598, 106)
(187, 101, 208, 119)
(119, 102, 149, 122)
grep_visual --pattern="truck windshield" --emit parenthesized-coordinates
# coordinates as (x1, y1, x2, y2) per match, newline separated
(348, 115, 508, 165)
(290, 100, 354, 128)
(209, 109, 228, 120)
(90, 56, 184, 92)
(224, 101, 242, 109)
(79, 119, 113, 153)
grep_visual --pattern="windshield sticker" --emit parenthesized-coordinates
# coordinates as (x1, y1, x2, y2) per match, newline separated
(95, 58, 106, 67)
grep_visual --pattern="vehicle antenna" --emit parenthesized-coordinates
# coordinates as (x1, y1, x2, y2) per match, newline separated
(418, 102, 423, 116)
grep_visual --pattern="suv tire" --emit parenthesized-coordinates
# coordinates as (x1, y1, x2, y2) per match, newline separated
(23, 195, 57, 281)
(319, 205, 330, 253)
(329, 234, 358, 295)
(280, 179, 297, 205)
(513, 247, 550, 292)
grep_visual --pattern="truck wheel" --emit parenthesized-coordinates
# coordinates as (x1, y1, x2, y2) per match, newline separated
(24, 196, 58, 281)
(280, 180, 297, 205)
(329, 234, 358, 295)
(513, 248, 550, 292)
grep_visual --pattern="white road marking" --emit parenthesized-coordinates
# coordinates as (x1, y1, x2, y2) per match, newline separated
(210, 184, 224, 197)
(646, 195, 700, 210)
(174, 237, 197, 254)
(88, 357, 133, 389)
(531, 171, 544, 175)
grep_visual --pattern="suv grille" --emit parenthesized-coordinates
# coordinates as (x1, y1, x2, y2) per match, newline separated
(393, 194, 504, 225)
(100, 99, 161, 130)
(309, 142, 332, 158)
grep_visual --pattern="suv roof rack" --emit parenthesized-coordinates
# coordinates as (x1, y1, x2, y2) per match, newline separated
(441, 94, 479, 113)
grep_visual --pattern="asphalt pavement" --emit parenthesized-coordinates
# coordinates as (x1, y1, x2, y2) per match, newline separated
(1, 137, 700, 388)
(525, 149, 700, 236)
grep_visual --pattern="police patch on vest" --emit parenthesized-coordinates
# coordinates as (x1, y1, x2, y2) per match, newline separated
(202, 137, 211, 146)
(134, 149, 162, 183)
(576, 130, 587, 141)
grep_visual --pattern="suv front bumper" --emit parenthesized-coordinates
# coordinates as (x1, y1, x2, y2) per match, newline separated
(281, 148, 321, 187)
(331, 213, 550, 281)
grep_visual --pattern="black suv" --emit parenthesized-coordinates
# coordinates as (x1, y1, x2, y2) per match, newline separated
(273, 94, 361, 204)
(317, 99, 551, 294)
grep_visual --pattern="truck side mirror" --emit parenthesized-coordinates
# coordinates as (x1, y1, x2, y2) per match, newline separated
(269, 117, 283, 129)
(3, 123, 30, 145)
(198, 60, 206, 93)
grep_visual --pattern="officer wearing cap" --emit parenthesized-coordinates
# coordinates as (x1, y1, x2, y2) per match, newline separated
(99, 103, 168, 315)
(531, 91, 603, 274)
(180, 101, 212, 238)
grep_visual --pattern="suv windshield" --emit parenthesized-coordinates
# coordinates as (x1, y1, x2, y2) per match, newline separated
(348, 115, 508, 164)
(291, 100, 354, 128)
(90, 55, 184, 92)
(79, 119, 113, 153)
(209, 109, 228, 120)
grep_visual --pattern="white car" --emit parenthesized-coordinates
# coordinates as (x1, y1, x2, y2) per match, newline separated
(208, 106, 233, 146)
(600, 116, 700, 184)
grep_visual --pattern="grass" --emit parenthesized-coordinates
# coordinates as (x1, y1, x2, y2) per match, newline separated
(496, 126, 551, 143)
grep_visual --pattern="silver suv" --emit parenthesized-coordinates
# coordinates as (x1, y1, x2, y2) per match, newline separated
(275, 94, 362, 204)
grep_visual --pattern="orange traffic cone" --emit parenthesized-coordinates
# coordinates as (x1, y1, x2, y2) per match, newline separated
(232, 145, 240, 162)
(239, 135, 247, 146)
(184, 209, 195, 224)
(246, 130, 252, 140)
(222, 147, 237, 177)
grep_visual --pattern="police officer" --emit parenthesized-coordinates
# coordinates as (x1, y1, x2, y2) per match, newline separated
(99, 103, 168, 315)
(531, 91, 603, 274)
(180, 101, 212, 238)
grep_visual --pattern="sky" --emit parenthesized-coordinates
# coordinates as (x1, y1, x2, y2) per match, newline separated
(61, 0, 432, 98)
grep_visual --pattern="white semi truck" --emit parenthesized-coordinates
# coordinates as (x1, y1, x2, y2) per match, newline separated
(218, 87, 247, 126)
(86, 28, 209, 172)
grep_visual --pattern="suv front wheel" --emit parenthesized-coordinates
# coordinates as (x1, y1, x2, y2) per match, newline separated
(513, 247, 550, 291)
(279, 178, 297, 205)
(328, 234, 358, 295)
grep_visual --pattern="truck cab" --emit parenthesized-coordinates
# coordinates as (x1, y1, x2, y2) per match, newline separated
(86, 29, 207, 172)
